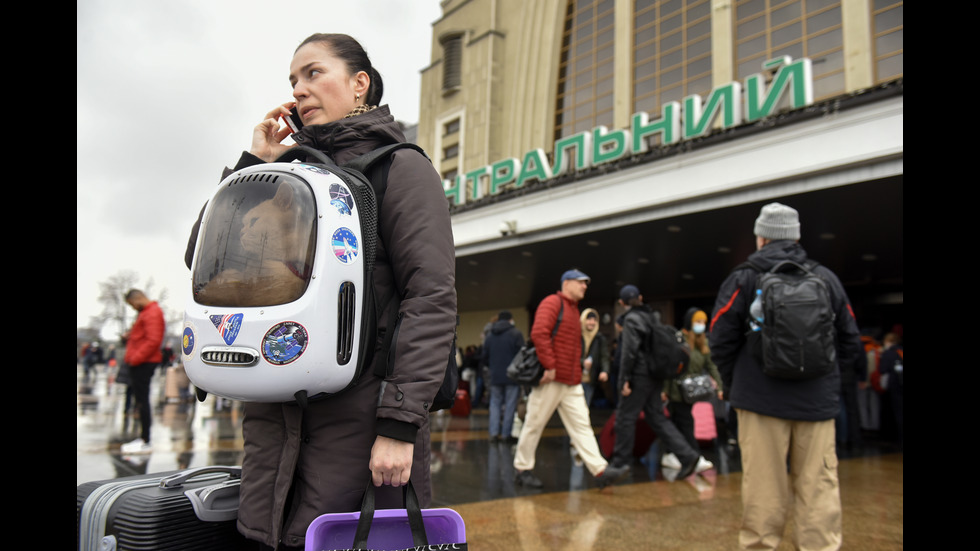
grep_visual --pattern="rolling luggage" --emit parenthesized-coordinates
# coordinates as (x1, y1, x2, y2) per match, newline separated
(450, 387, 471, 417)
(692, 401, 718, 442)
(76, 466, 246, 551)
(164, 365, 191, 402)
(599, 411, 656, 459)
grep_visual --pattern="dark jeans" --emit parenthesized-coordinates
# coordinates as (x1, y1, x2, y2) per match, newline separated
(613, 374, 698, 468)
(489, 384, 521, 438)
(472, 371, 486, 407)
(129, 363, 157, 442)
(666, 401, 697, 451)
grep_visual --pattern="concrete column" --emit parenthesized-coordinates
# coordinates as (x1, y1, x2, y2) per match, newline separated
(842, 0, 874, 91)
(711, 0, 735, 87)
(614, 0, 634, 130)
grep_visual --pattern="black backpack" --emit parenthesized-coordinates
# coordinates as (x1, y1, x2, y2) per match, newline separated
(341, 144, 459, 412)
(741, 259, 837, 380)
(628, 308, 689, 380)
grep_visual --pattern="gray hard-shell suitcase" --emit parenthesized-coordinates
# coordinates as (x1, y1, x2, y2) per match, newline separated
(76, 465, 247, 551)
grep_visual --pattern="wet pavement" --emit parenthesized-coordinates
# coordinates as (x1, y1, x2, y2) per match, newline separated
(77, 363, 904, 549)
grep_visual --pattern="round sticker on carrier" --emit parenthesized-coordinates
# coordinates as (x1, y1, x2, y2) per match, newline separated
(329, 183, 354, 210)
(262, 321, 309, 365)
(330, 199, 351, 216)
(182, 324, 196, 360)
(332, 227, 358, 264)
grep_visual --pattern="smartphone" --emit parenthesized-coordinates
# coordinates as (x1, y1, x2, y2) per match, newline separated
(284, 105, 304, 133)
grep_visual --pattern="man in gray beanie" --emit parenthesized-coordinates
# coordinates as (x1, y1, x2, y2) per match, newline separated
(708, 202, 861, 550)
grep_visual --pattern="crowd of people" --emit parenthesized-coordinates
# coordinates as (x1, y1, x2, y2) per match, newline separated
(458, 272, 902, 482)
(453, 203, 902, 550)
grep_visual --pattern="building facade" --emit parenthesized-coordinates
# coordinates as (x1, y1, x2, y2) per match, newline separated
(417, 0, 903, 347)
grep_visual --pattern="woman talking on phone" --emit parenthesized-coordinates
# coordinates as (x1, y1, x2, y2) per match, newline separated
(187, 33, 456, 550)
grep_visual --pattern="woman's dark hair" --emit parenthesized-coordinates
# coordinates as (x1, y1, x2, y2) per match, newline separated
(296, 33, 384, 106)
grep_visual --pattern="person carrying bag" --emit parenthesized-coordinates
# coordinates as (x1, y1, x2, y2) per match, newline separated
(506, 302, 563, 386)
(307, 479, 466, 551)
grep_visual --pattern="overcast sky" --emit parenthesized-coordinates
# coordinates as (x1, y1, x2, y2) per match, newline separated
(77, 0, 442, 337)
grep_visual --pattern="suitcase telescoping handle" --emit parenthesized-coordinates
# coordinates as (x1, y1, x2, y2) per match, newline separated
(179, 466, 243, 523)
(159, 465, 242, 489)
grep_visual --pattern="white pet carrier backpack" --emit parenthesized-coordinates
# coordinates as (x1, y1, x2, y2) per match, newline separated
(182, 146, 381, 405)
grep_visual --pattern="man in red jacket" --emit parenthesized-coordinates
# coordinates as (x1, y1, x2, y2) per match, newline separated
(120, 289, 165, 454)
(513, 269, 629, 489)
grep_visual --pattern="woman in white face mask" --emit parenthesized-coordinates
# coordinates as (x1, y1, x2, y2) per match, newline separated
(660, 308, 725, 473)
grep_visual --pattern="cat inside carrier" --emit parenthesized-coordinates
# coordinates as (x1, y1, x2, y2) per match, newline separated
(182, 152, 377, 405)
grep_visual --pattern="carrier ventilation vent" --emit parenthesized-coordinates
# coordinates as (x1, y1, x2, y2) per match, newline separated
(337, 282, 356, 365)
(200, 347, 260, 367)
(228, 173, 280, 187)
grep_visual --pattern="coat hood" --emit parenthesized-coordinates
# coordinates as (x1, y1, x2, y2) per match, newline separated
(581, 307, 599, 353)
(490, 318, 515, 335)
(746, 240, 808, 271)
(291, 105, 405, 165)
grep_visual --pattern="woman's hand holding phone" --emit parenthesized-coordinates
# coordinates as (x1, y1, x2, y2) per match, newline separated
(249, 103, 297, 163)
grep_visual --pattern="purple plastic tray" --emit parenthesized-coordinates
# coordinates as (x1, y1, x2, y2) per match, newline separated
(305, 507, 465, 551)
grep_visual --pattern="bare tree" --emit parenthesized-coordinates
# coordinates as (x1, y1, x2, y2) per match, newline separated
(88, 271, 169, 340)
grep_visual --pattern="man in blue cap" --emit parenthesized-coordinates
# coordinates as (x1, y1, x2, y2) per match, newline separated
(513, 269, 629, 489)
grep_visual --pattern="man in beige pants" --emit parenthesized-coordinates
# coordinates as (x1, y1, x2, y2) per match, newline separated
(513, 269, 628, 489)
(709, 203, 862, 550)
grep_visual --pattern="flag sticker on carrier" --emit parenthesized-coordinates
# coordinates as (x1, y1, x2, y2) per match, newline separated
(332, 227, 358, 264)
(210, 313, 244, 345)
(263, 321, 309, 365)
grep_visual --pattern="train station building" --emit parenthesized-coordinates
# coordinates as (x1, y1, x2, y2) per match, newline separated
(414, 0, 903, 347)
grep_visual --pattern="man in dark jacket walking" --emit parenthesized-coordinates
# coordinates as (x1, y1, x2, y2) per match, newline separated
(709, 202, 861, 550)
(481, 310, 525, 442)
(606, 285, 705, 481)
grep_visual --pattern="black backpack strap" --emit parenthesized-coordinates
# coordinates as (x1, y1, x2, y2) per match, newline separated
(372, 286, 400, 379)
(739, 259, 819, 274)
(553, 299, 564, 338)
(735, 260, 763, 273)
(343, 142, 427, 172)
(342, 143, 430, 380)
(343, 143, 428, 207)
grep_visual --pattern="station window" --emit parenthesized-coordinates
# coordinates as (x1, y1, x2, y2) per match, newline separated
(632, 0, 713, 119)
(734, 0, 845, 102)
(554, 0, 616, 141)
(443, 143, 459, 161)
(872, 0, 902, 82)
(440, 32, 464, 94)
(444, 118, 461, 137)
